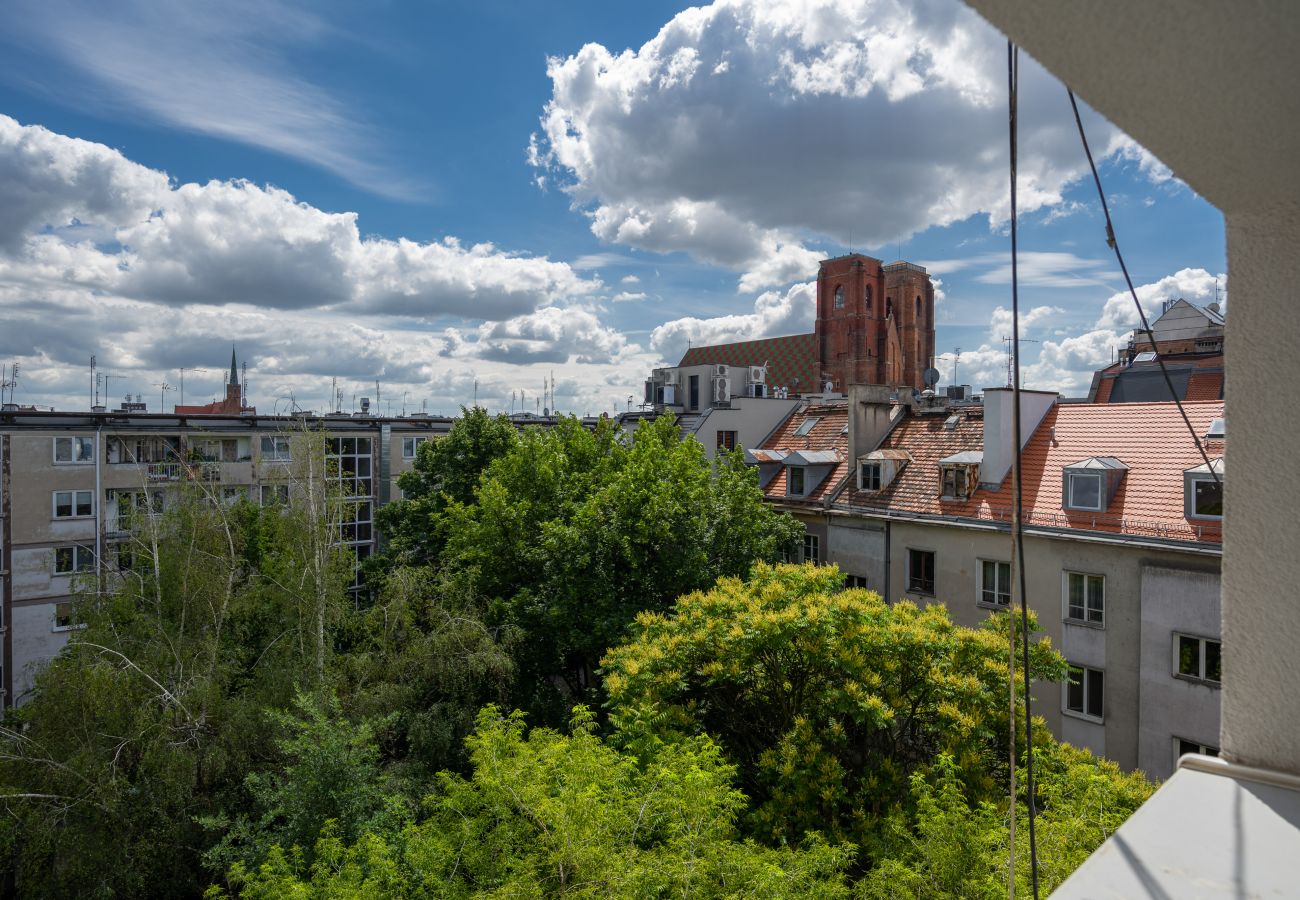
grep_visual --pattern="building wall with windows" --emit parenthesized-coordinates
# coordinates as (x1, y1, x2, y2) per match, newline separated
(0, 411, 458, 706)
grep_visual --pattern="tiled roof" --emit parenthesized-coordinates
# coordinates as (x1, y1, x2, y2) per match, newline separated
(678, 333, 818, 393)
(838, 400, 1224, 544)
(1185, 371, 1224, 401)
(759, 402, 848, 505)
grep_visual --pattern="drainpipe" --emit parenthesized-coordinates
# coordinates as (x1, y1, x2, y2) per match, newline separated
(883, 519, 891, 603)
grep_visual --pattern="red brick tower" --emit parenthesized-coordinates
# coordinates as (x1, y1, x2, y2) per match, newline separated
(814, 253, 934, 392)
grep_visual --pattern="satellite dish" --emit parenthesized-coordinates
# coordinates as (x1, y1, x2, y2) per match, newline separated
(923, 367, 941, 387)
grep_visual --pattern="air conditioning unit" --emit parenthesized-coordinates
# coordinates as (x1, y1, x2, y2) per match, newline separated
(712, 376, 731, 403)
(713, 364, 729, 377)
(749, 366, 766, 383)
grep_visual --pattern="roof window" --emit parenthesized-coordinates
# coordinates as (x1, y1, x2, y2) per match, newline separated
(1184, 459, 1224, 520)
(943, 414, 961, 431)
(937, 451, 982, 501)
(1204, 418, 1225, 440)
(1063, 457, 1128, 512)
(794, 417, 820, 436)
(857, 449, 910, 492)
(1132, 351, 1157, 363)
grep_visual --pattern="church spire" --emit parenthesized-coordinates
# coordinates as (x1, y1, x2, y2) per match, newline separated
(229, 346, 239, 386)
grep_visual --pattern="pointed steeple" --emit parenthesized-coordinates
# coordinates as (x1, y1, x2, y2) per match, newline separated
(229, 346, 239, 386)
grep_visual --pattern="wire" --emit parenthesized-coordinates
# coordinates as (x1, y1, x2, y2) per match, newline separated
(1008, 41, 1042, 900)
(1065, 89, 1221, 485)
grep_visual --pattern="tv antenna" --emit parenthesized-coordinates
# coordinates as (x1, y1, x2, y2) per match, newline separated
(1001, 335, 1040, 387)
(154, 381, 174, 412)
(178, 366, 207, 409)
(1, 362, 18, 404)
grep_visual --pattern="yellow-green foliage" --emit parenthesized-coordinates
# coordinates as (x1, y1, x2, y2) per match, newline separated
(602, 563, 1067, 847)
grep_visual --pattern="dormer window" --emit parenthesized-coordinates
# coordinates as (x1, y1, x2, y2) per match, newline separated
(1184, 459, 1224, 520)
(937, 451, 982, 501)
(1062, 457, 1128, 512)
(788, 467, 806, 495)
(859, 462, 881, 491)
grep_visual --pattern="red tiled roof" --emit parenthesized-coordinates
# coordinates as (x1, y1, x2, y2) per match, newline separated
(841, 408, 989, 518)
(1185, 371, 1224, 401)
(759, 403, 848, 504)
(839, 400, 1224, 544)
(679, 333, 818, 393)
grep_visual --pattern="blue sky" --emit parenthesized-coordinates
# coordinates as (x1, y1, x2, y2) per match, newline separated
(0, 0, 1225, 414)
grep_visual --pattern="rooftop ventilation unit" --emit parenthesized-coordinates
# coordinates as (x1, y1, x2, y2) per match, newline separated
(712, 376, 731, 403)
(713, 364, 729, 377)
(749, 366, 766, 383)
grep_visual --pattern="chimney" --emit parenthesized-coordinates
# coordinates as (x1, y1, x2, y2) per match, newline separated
(980, 388, 1058, 488)
(847, 383, 901, 463)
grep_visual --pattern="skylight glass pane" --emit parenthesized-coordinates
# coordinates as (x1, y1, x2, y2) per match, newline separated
(1205, 418, 1225, 439)
(794, 417, 820, 436)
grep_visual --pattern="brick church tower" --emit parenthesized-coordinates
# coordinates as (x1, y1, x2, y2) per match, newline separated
(814, 253, 935, 392)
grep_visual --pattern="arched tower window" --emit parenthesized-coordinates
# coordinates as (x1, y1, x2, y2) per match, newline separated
(865, 286, 872, 315)
(834, 285, 845, 309)
(915, 296, 922, 320)
(886, 297, 893, 318)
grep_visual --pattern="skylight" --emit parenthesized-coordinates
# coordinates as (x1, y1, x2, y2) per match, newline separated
(1204, 418, 1225, 440)
(1133, 351, 1157, 363)
(794, 417, 820, 436)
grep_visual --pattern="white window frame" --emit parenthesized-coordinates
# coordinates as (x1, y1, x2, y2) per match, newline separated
(1064, 663, 1105, 722)
(794, 417, 820, 437)
(1187, 474, 1224, 520)
(401, 436, 428, 460)
(52, 490, 94, 519)
(52, 600, 85, 633)
(977, 559, 1011, 608)
(53, 544, 96, 575)
(845, 574, 869, 590)
(260, 436, 292, 461)
(1173, 632, 1222, 685)
(1065, 471, 1104, 511)
(802, 533, 819, 564)
(1064, 571, 1105, 627)
(859, 461, 882, 491)
(53, 436, 95, 464)
(1173, 737, 1219, 769)
(787, 466, 807, 496)
(907, 547, 936, 595)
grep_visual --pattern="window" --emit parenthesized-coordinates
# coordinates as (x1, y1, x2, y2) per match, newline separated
(260, 484, 290, 506)
(1175, 738, 1220, 762)
(401, 436, 428, 459)
(940, 466, 969, 499)
(1175, 634, 1222, 684)
(802, 533, 819, 564)
(260, 436, 292, 461)
(859, 462, 882, 491)
(689, 374, 700, 410)
(1189, 475, 1223, 519)
(834, 285, 845, 309)
(794, 417, 820, 437)
(53, 436, 94, 463)
(787, 467, 806, 495)
(1065, 572, 1105, 625)
(1066, 472, 1103, 510)
(1065, 664, 1104, 720)
(53, 601, 84, 632)
(54, 545, 95, 575)
(53, 490, 93, 518)
(979, 560, 1011, 607)
(907, 548, 935, 595)
(845, 574, 870, 590)
(716, 430, 737, 451)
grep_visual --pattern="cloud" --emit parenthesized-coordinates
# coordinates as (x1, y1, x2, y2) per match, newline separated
(456, 306, 631, 366)
(924, 250, 1116, 289)
(988, 304, 1065, 342)
(532, 0, 1141, 292)
(0, 116, 598, 319)
(612, 291, 647, 302)
(1096, 267, 1224, 330)
(0, 0, 412, 198)
(620, 274, 641, 284)
(649, 281, 816, 364)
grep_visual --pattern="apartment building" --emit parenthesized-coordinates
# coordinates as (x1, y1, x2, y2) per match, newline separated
(0, 407, 457, 705)
(753, 388, 1224, 779)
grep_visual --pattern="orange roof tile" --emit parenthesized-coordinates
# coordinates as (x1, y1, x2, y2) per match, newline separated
(838, 400, 1224, 544)
(759, 403, 849, 505)
(1185, 371, 1224, 401)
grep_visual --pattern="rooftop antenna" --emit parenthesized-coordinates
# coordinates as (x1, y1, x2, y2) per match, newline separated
(2, 362, 17, 404)
(241, 361, 248, 407)
(1001, 335, 1040, 387)
(401, 391, 408, 416)
(178, 366, 207, 409)
(89, 355, 96, 409)
(330, 376, 338, 413)
(154, 381, 174, 412)
(473, 379, 478, 408)
(375, 380, 380, 408)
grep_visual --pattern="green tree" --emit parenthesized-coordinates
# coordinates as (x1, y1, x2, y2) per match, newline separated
(601, 563, 1067, 848)
(443, 414, 802, 720)
(375, 406, 520, 568)
(218, 706, 854, 899)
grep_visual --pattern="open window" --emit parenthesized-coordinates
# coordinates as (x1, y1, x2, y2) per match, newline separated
(937, 451, 982, 501)
(1062, 457, 1128, 512)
